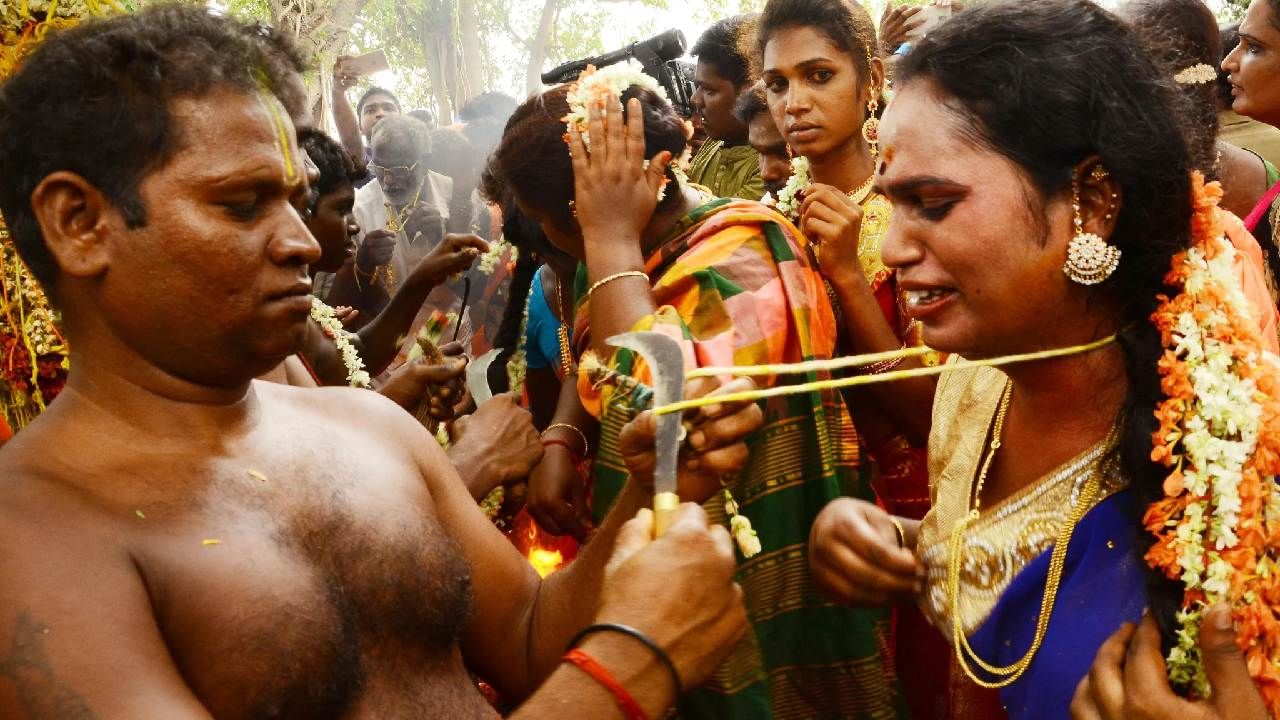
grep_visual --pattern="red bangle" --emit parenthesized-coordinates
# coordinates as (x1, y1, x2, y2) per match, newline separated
(563, 649, 647, 720)
(542, 438, 582, 461)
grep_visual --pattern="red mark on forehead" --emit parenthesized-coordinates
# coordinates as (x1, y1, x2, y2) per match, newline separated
(879, 145, 895, 174)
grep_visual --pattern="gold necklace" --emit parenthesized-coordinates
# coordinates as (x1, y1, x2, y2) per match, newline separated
(945, 379, 1100, 688)
(848, 173, 876, 205)
(555, 279, 575, 378)
(384, 179, 425, 233)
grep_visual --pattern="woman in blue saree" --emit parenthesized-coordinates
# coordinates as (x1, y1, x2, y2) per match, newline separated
(808, 1, 1275, 718)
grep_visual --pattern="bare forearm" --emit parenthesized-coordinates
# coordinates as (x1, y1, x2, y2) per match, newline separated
(520, 481, 647, 688)
(583, 234, 654, 356)
(331, 85, 365, 168)
(829, 275, 935, 444)
(348, 267, 390, 319)
(325, 263, 363, 311)
(547, 378, 598, 440)
(508, 633, 674, 720)
(357, 273, 437, 374)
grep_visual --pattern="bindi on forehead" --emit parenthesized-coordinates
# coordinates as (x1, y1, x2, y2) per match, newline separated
(879, 145, 895, 174)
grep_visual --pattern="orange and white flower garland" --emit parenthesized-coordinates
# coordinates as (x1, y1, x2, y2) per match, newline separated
(561, 61, 672, 202)
(1146, 174, 1280, 711)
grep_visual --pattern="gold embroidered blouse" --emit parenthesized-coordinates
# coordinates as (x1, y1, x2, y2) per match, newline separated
(916, 363, 1125, 637)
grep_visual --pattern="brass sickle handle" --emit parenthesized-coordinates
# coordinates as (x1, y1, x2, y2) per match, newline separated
(653, 491, 679, 537)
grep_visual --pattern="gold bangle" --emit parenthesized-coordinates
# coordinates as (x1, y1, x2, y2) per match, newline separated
(543, 423, 589, 457)
(586, 270, 648, 299)
(887, 515, 907, 549)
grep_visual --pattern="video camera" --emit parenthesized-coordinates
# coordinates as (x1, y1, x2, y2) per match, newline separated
(541, 29, 697, 118)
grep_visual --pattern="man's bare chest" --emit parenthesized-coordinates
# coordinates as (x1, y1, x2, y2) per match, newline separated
(118, 450, 474, 718)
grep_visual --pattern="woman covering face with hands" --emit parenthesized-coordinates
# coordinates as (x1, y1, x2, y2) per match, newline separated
(483, 64, 905, 718)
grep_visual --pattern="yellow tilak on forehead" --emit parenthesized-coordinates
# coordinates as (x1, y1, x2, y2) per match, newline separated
(251, 68, 297, 183)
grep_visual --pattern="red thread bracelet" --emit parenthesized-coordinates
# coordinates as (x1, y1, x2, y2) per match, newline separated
(563, 649, 647, 720)
(541, 438, 583, 462)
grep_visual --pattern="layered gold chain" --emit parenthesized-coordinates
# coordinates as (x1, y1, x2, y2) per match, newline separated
(946, 379, 1101, 688)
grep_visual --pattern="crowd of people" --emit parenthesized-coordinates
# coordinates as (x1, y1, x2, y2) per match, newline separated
(1, 0, 1280, 717)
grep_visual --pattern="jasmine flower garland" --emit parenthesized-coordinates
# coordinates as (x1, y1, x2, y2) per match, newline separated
(767, 156, 811, 221)
(309, 297, 371, 388)
(1145, 174, 1280, 709)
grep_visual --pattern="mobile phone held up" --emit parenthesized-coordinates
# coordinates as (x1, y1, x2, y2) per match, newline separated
(342, 49, 390, 78)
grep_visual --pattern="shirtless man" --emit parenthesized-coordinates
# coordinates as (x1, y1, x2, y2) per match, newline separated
(0, 6, 758, 718)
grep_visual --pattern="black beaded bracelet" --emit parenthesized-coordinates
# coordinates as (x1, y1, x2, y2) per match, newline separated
(567, 622, 684, 699)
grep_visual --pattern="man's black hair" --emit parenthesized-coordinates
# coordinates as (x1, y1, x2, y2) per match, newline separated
(303, 133, 362, 199)
(0, 3, 293, 291)
(357, 86, 400, 115)
(692, 15, 754, 87)
(732, 83, 769, 125)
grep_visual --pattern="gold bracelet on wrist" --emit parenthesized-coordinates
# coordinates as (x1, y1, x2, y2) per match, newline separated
(543, 423, 590, 457)
(586, 270, 648, 299)
(887, 515, 907, 549)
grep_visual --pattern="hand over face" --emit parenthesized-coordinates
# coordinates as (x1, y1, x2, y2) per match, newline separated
(799, 184, 867, 288)
(566, 92, 674, 242)
(1070, 607, 1269, 720)
(411, 233, 487, 287)
(598, 504, 748, 690)
(808, 497, 923, 606)
(379, 354, 467, 416)
(619, 377, 764, 505)
(357, 229, 397, 271)
(450, 393, 545, 497)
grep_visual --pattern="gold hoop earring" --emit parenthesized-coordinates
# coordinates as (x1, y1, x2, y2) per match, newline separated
(862, 95, 880, 158)
(1063, 172, 1120, 285)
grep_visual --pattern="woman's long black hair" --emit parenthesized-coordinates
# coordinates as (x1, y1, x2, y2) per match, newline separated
(898, 0, 1195, 649)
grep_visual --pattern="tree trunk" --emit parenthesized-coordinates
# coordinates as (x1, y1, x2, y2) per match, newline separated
(457, 0, 484, 104)
(422, 30, 455, 125)
(524, 0, 559, 95)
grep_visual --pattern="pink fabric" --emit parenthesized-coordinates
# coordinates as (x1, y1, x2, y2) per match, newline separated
(1222, 208, 1280, 353)
(1245, 180, 1280, 232)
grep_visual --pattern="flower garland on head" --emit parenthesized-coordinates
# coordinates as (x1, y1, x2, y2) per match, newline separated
(1145, 172, 1280, 711)
(562, 60, 673, 202)
(309, 297, 371, 388)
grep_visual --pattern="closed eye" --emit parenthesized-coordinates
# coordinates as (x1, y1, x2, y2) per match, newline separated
(918, 198, 958, 221)
(222, 200, 261, 222)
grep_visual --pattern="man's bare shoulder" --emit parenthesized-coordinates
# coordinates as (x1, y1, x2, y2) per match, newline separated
(254, 379, 428, 441)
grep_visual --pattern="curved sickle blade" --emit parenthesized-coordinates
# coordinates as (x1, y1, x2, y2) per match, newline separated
(608, 331, 685, 535)
(466, 349, 502, 406)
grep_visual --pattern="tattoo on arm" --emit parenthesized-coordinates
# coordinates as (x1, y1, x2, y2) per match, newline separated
(0, 612, 97, 720)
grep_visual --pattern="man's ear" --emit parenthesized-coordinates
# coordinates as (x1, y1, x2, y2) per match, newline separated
(29, 171, 117, 280)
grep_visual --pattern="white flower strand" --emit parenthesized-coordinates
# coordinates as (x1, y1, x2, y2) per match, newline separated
(563, 60, 668, 149)
(769, 156, 811, 221)
(309, 297, 372, 388)
(1160, 234, 1268, 696)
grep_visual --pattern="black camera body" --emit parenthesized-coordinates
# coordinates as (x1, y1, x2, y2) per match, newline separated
(541, 29, 697, 118)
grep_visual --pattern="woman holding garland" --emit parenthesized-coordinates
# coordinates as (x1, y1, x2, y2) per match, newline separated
(809, 1, 1280, 718)
(484, 66, 904, 717)
(758, 0, 936, 521)
(1225, 0, 1280, 299)
(756, 0, 945, 714)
